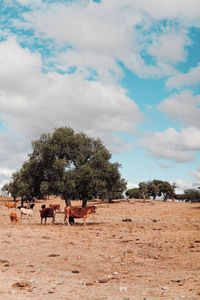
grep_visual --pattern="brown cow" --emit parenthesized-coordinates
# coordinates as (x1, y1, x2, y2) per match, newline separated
(49, 204, 61, 212)
(10, 212, 18, 223)
(5, 203, 16, 209)
(64, 206, 97, 226)
(40, 206, 55, 224)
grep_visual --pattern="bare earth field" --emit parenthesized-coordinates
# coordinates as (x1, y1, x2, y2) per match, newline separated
(0, 197, 200, 300)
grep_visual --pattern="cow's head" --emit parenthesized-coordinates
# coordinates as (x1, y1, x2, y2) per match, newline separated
(90, 206, 97, 214)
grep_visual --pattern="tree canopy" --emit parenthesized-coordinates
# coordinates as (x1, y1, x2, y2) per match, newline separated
(176, 188, 200, 202)
(3, 127, 127, 206)
(125, 179, 176, 202)
(125, 187, 140, 199)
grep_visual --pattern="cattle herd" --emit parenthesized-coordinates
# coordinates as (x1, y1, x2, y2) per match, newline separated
(4, 201, 97, 226)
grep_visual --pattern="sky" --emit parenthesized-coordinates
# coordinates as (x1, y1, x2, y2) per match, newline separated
(0, 0, 200, 194)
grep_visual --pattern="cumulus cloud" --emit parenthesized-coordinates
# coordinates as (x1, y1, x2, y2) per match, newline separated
(0, 38, 143, 181)
(189, 168, 200, 182)
(166, 63, 200, 88)
(158, 90, 200, 128)
(147, 29, 190, 64)
(1, 0, 200, 189)
(127, 182, 139, 189)
(138, 127, 200, 163)
(15, 0, 199, 80)
(174, 178, 195, 194)
(134, 0, 200, 24)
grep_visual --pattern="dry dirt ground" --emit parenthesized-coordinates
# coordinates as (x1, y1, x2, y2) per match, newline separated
(0, 197, 200, 300)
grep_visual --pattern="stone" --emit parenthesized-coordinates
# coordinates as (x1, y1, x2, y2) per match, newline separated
(99, 279, 109, 283)
(72, 270, 79, 273)
(56, 280, 64, 285)
(12, 281, 31, 288)
(44, 289, 54, 294)
(119, 287, 127, 292)
(86, 282, 95, 286)
(4, 264, 10, 267)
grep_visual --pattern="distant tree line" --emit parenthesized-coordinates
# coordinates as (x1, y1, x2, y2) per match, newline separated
(126, 180, 200, 203)
(126, 179, 176, 201)
(2, 127, 127, 207)
(175, 188, 200, 202)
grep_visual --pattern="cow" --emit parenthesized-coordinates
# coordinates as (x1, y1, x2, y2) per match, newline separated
(10, 212, 18, 223)
(5, 203, 16, 209)
(64, 206, 97, 226)
(40, 206, 55, 224)
(49, 204, 61, 212)
(20, 208, 34, 220)
(17, 203, 35, 210)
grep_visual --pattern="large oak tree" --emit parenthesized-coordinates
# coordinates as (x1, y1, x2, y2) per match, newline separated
(3, 127, 126, 207)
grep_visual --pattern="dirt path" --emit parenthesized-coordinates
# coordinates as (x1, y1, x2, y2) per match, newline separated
(0, 198, 200, 299)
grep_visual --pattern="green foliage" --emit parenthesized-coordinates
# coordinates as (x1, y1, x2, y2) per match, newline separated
(137, 179, 176, 202)
(139, 182, 150, 201)
(3, 127, 127, 206)
(176, 188, 200, 202)
(125, 188, 140, 199)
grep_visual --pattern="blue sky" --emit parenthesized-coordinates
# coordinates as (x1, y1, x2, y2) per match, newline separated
(0, 0, 200, 193)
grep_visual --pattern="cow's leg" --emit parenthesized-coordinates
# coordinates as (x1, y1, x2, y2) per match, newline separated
(66, 213, 70, 225)
(83, 216, 86, 226)
(41, 217, 43, 224)
(45, 217, 47, 224)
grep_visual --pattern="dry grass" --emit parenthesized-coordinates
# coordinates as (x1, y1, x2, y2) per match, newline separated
(0, 197, 200, 299)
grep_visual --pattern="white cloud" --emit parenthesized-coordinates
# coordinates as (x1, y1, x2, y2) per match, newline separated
(127, 182, 139, 190)
(0, 132, 29, 169)
(134, 0, 200, 24)
(0, 167, 14, 178)
(148, 29, 190, 64)
(138, 127, 200, 163)
(16, 0, 199, 80)
(174, 178, 195, 194)
(158, 90, 200, 128)
(159, 163, 171, 169)
(166, 63, 200, 88)
(189, 168, 200, 182)
(0, 38, 143, 182)
(1, 0, 200, 190)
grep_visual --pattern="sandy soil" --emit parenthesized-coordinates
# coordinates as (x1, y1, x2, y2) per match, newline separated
(0, 197, 200, 300)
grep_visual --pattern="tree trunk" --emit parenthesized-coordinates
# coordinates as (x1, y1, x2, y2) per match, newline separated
(82, 198, 87, 207)
(63, 196, 74, 223)
(21, 197, 24, 207)
(108, 197, 113, 203)
(64, 198, 72, 206)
